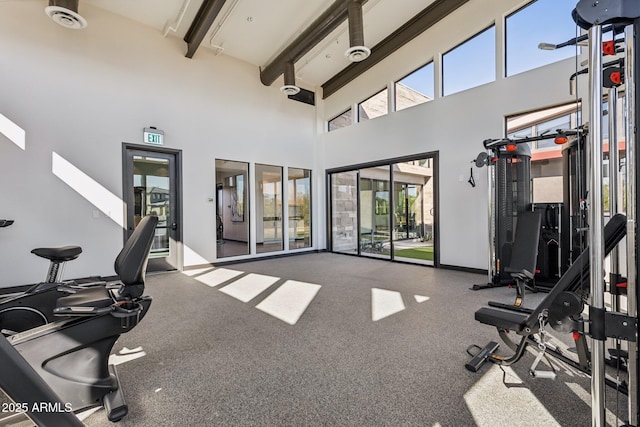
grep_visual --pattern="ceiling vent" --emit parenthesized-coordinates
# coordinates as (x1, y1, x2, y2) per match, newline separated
(345, 1, 370, 62)
(280, 61, 301, 96)
(45, 0, 87, 30)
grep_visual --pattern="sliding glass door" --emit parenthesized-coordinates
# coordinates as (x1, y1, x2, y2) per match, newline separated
(391, 160, 434, 265)
(329, 154, 437, 266)
(359, 166, 391, 259)
(330, 171, 358, 254)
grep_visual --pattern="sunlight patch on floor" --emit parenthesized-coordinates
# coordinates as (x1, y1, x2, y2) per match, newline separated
(219, 273, 280, 302)
(255, 280, 321, 325)
(194, 268, 243, 287)
(464, 364, 560, 427)
(109, 346, 146, 366)
(371, 288, 406, 321)
(181, 267, 215, 277)
(414, 295, 430, 303)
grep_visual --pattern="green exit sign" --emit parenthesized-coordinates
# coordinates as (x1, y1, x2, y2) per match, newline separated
(143, 127, 164, 145)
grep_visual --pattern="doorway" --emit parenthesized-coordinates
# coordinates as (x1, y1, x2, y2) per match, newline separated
(123, 144, 182, 271)
(328, 153, 438, 266)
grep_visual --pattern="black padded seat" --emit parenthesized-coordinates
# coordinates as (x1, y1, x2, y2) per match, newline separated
(475, 307, 528, 331)
(31, 246, 82, 262)
(55, 286, 113, 309)
(54, 215, 158, 315)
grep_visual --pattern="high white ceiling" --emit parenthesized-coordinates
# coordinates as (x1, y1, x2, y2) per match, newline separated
(29, 0, 440, 88)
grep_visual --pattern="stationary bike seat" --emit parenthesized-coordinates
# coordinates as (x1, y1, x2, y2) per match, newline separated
(31, 246, 82, 262)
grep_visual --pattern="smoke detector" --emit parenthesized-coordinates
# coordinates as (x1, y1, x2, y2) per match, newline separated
(45, 1, 87, 30)
(345, 46, 371, 62)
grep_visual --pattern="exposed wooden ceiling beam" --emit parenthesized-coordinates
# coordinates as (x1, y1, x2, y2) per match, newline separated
(260, 0, 367, 87)
(322, 0, 470, 99)
(184, 0, 227, 59)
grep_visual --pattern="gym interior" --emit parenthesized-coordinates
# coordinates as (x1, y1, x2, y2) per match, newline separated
(1, 0, 639, 426)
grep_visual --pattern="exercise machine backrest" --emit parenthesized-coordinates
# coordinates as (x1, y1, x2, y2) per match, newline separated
(505, 211, 542, 280)
(523, 213, 626, 332)
(114, 215, 158, 299)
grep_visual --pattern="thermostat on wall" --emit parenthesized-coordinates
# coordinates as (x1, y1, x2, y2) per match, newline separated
(143, 127, 164, 145)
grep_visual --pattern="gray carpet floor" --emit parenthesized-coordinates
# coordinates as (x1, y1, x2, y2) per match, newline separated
(80, 252, 629, 427)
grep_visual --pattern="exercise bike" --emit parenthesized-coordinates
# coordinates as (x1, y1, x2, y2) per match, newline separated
(2, 215, 158, 423)
(0, 219, 114, 334)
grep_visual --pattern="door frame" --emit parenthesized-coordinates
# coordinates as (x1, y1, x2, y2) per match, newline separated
(122, 143, 184, 271)
(326, 151, 439, 267)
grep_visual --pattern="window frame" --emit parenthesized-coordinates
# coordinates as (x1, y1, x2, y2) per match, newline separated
(441, 24, 496, 97)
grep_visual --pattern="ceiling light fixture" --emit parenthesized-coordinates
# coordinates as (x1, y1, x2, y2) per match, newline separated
(280, 61, 300, 96)
(345, 1, 370, 62)
(44, 0, 87, 30)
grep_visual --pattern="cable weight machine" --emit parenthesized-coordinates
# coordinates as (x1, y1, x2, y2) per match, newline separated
(572, 1, 640, 425)
(472, 129, 586, 292)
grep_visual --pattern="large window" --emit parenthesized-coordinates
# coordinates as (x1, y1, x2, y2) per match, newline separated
(358, 88, 389, 121)
(215, 159, 250, 258)
(288, 168, 311, 249)
(395, 62, 434, 111)
(506, 0, 577, 77)
(506, 103, 581, 204)
(442, 26, 496, 96)
(328, 109, 353, 132)
(256, 164, 283, 253)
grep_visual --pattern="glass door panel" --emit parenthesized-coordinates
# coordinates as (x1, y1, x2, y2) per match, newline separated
(256, 164, 283, 253)
(392, 159, 434, 265)
(124, 147, 180, 272)
(133, 156, 171, 259)
(215, 159, 250, 258)
(359, 166, 391, 259)
(330, 171, 358, 254)
(288, 168, 311, 249)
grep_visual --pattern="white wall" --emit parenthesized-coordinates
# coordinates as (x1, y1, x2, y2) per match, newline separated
(320, 0, 587, 269)
(0, 2, 315, 285)
(0, 0, 590, 285)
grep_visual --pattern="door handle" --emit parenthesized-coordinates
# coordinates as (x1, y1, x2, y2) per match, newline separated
(171, 222, 178, 230)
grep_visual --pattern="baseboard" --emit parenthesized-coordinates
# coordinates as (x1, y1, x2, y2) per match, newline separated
(439, 264, 487, 275)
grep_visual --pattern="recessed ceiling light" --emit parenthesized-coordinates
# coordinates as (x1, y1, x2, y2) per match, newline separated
(246, 16, 253, 22)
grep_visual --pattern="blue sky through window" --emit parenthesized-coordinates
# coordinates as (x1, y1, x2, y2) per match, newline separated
(506, 0, 578, 76)
(443, 26, 496, 96)
(397, 62, 434, 99)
